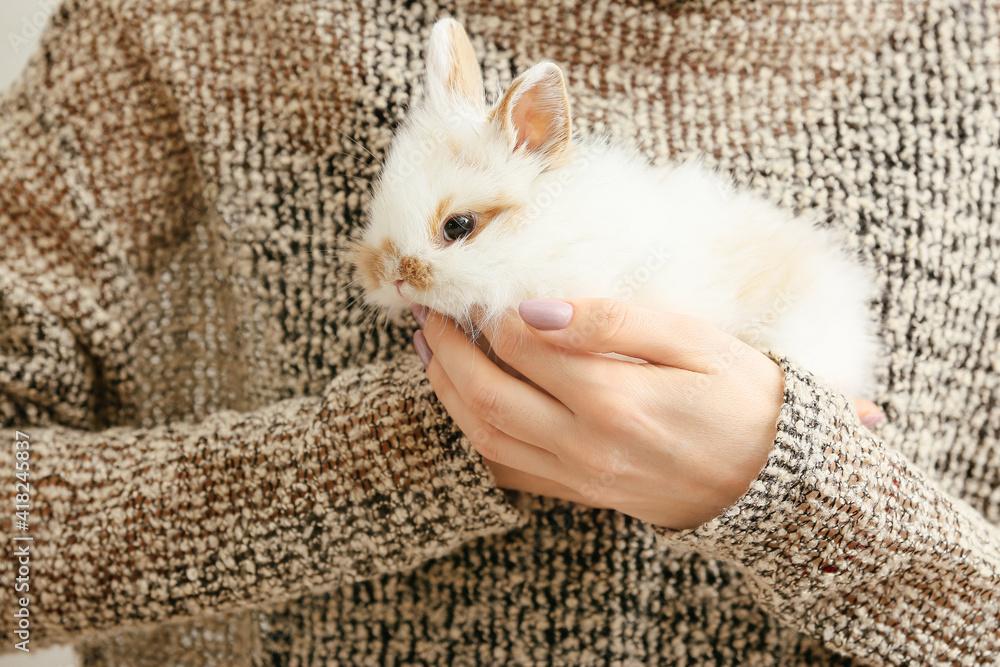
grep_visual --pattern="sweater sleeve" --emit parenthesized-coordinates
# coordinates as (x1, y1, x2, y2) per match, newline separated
(0, 0, 523, 649)
(0, 357, 523, 648)
(654, 357, 1000, 665)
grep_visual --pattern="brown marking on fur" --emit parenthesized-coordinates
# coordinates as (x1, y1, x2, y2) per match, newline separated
(399, 255, 434, 291)
(352, 238, 399, 289)
(465, 201, 524, 242)
(432, 196, 455, 238)
(445, 55, 464, 97)
(443, 22, 482, 104)
(490, 67, 571, 166)
(433, 196, 523, 246)
(489, 77, 522, 128)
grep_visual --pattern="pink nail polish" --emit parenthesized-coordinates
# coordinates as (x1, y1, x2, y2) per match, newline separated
(861, 413, 884, 429)
(519, 299, 573, 330)
(411, 304, 428, 327)
(413, 330, 433, 367)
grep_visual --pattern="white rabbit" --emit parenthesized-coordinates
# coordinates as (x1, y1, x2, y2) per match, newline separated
(354, 18, 877, 397)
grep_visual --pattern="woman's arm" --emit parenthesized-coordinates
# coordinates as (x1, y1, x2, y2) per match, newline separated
(658, 357, 1000, 665)
(0, 2, 521, 648)
(0, 357, 522, 648)
(415, 298, 1000, 664)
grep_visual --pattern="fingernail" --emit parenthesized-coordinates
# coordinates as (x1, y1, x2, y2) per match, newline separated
(413, 330, 433, 367)
(411, 304, 428, 327)
(519, 299, 573, 330)
(861, 413, 885, 429)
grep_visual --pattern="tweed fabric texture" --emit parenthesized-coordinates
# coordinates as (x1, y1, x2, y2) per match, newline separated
(1, 0, 999, 664)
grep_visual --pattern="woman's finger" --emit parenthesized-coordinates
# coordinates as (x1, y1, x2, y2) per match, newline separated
(854, 398, 885, 428)
(416, 314, 574, 452)
(419, 335, 568, 479)
(475, 310, 624, 406)
(518, 298, 730, 372)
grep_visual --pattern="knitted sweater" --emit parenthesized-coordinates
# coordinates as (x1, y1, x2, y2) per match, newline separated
(1, 0, 998, 664)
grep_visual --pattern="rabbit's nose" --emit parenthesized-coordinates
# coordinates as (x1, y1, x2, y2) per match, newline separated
(393, 279, 404, 295)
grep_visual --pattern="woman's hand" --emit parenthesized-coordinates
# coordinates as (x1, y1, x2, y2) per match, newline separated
(412, 298, 877, 530)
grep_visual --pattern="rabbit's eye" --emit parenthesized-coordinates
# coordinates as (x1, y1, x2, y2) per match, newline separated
(442, 214, 476, 242)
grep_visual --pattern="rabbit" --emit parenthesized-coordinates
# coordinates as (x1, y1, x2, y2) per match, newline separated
(352, 18, 878, 398)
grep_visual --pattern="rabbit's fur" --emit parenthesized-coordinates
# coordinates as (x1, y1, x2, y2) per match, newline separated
(354, 19, 876, 396)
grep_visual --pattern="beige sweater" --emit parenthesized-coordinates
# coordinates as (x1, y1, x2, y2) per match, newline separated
(1, 0, 998, 664)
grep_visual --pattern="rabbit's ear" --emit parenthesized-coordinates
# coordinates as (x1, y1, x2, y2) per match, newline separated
(426, 19, 486, 113)
(493, 63, 571, 166)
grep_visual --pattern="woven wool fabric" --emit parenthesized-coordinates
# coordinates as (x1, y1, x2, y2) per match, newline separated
(1, 0, 999, 664)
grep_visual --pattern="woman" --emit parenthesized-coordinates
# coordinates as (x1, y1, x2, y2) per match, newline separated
(1, 0, 997, 664)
